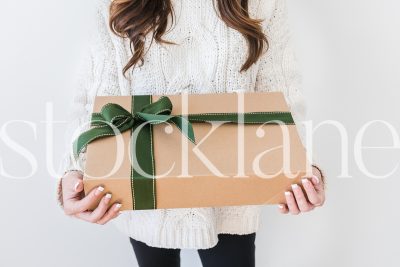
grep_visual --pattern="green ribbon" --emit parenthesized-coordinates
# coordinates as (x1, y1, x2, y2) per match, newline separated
(73, 95, 294, 210)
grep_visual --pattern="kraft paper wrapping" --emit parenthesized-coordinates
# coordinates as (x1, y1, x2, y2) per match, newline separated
(83, 92, 310, 210)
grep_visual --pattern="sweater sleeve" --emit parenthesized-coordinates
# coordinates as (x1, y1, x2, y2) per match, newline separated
(58, 0, 120, 175)
(254, 0, 307, 144)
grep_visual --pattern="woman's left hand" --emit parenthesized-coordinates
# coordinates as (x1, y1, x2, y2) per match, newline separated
(279, 166, 325, 215)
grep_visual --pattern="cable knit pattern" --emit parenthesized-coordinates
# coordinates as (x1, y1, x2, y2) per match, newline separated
(60, 0, 307, 249)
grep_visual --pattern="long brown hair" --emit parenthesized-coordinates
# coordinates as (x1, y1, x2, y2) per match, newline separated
(109, 0, 268, 75)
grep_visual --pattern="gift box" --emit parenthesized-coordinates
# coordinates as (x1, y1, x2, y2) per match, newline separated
(74, 92, 310, 211)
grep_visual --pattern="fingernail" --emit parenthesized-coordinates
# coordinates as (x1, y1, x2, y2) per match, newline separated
(291, 184, 299, 190)
(104, 194, 112, 203)
(285, 191, 291, 196)
(302, 178, 310, 185)
(95, 186, 105, 196)
(278, 204, 285, 209)
(74, 181, 80, 192)
(115, 203, 122, 211)
(312, 175, 320, 184)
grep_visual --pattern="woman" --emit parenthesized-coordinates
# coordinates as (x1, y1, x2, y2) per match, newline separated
(58, 0, 326, 266)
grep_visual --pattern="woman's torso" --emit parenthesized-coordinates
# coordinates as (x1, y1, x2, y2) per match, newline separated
(117, 0, 266, 96)
(91, 0, 278, 249)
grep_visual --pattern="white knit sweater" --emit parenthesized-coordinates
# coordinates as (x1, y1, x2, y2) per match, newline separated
(61, 0, 306, 249)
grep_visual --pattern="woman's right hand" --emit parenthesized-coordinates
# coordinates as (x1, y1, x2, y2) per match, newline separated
(61, 171, 122, 225)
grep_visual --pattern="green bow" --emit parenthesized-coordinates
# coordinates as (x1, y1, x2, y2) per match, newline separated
(73, 96, 195, 158)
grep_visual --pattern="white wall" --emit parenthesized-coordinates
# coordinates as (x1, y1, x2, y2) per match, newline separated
(0, 0, 399, 266)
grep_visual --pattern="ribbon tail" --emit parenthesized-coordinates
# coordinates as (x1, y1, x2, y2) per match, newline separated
(168, 116, 196, 144)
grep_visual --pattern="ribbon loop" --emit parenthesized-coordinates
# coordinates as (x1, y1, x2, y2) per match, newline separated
(140, 96, 173, 116)
(102, 103, 132, 122)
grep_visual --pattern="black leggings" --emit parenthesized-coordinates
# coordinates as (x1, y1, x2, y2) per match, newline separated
(130, 233, 256, 267)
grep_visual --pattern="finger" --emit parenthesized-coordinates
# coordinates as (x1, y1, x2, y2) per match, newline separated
(278, 204, 289, 214)
(73, 180, 84, 193)
(89, 193, 113, 223)
(64, 186, 105, 215)
(96, 203, 123, 225)
(302, 178, 322, 206)
(311, 175, 324, 192)
(285, 191, 300, 215)
(63, 172, 84, 194)
(310, 175, 326, 205)
(75, 193, 112, 223)
(291, 184, 313, 212)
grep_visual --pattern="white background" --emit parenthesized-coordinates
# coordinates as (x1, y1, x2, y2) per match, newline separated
(0, 0, 399, 266)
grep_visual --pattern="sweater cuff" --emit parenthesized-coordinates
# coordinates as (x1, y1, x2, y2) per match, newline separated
(56, 177, 64, 209)
(59, 151, 87, 174)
